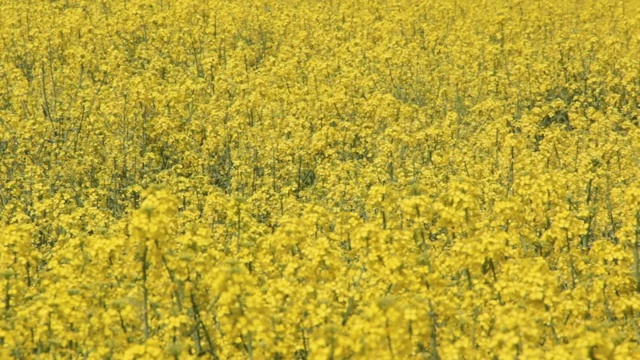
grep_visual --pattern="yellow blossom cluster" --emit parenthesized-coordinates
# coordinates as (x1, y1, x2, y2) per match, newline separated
(2, 0, 640, 358)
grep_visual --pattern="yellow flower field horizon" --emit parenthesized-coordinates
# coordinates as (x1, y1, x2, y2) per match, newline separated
(2, 0, 640, 358)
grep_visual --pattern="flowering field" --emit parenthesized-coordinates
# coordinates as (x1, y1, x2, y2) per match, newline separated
(2, 0, 640, 358)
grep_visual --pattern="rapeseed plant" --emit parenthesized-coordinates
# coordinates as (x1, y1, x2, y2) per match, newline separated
(2, 0, 640, 358)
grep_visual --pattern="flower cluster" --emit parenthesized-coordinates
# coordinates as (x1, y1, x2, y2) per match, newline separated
(2, 0, 640, 358)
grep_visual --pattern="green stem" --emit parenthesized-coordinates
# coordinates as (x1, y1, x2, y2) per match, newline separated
(142, 244, 150, 339)
(634, 211, 640, 293)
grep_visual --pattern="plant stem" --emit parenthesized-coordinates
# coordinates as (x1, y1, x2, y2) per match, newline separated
(142, 244, 150, 339)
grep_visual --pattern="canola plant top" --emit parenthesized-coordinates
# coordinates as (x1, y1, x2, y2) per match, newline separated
(2, 0, 640, 359)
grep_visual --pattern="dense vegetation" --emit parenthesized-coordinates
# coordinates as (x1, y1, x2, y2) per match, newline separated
(2, 0, 640, 358)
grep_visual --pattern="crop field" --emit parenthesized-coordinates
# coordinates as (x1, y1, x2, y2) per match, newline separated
(3, 0, 640, 358)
